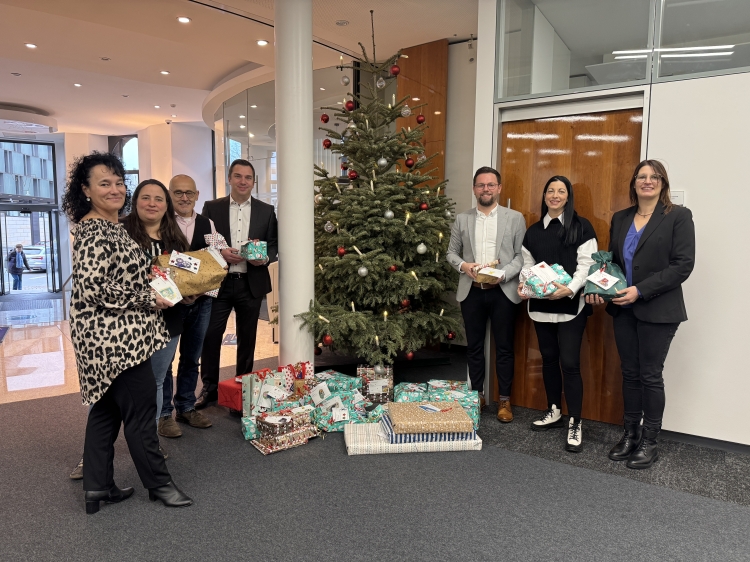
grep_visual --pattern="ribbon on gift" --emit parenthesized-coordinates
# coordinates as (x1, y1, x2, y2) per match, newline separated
(204, 232, 230, 250)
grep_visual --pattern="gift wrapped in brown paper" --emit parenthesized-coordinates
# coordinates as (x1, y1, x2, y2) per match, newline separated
(388, 401, 474, 434)
(473, 260, 505, 284)
(153, 250, 227, 297)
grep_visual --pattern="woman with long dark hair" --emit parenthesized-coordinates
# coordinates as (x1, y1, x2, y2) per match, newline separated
(63, 152, 191, 513)
(587, 160, 695, 469)
(518, 175, 597, 452)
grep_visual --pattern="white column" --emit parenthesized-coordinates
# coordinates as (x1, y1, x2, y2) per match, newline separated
(275, 0, 314, 364)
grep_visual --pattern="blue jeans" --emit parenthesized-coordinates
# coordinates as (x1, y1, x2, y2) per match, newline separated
(161, 297, 212, 417)
(150, 336, 180, 421)
(11, 273, 22, 290)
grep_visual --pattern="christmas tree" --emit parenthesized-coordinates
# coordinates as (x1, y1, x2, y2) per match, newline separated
(298, 40, 460, 367)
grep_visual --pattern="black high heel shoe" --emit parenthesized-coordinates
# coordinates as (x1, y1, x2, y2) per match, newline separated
(84, 484, 135, 514)
(148, 481, 192, 508)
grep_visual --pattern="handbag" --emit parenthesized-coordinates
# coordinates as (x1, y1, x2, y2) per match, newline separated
(153, 250, 227, 297)
(584, 251, 628, 301)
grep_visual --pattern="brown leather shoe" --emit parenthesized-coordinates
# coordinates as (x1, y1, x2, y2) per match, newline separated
(158, 416, 183, 438)
(497, 399, 513, 423)
(176, 409, 213, 429)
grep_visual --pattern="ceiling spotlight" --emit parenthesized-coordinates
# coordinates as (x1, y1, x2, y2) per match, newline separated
(248, 133, 255, 137)
(122, 94, 129, 97)
(336, 20, 349, 26)
(257, 40, 268, 46)
(74, 83, 82, 87)
(160, 70, 170, 75)
(100, 56, 111, 61)
(320, 87, 326, 91)
(171, 114, 177, 117)
(25, 43, 37, 49)
(250, 105, 257, 108)
(240, 125, 246, 129)
(11, 72, 21, 77)
(239, 115, 245, 118)
(177, 16, 191, 23)
(412, 97, 420, 101)
(155, 105, 160, 108)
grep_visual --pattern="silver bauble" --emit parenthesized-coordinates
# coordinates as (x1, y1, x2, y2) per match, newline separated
(377, 157, 388, 168)
(314, 194, 323, 204)
(416, 243, 427, 254)
(341, 75, 350, 86)
(417, 154, 427, 162)
(376, 77, 386, 89)
(384, 210, 395, 220)
(444, 210, 452, 219)
(348, 121, 357, 129)
(324, 221, 335, 233)
(374, 364, 386, 375)
(400, 105, 412, 118)
(357, 266, 369, 277)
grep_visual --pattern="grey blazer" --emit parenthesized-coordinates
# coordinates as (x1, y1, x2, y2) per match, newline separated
(446, 205, 527, 303)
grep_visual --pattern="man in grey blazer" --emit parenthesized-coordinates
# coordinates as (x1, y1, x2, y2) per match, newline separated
(447, 166, 526, 422)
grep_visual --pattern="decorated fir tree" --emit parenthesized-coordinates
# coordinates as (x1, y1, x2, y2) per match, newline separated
(298, 42, 460, 367)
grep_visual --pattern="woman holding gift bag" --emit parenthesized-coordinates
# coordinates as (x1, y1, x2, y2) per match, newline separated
(62, 152, 191, 513)
(518, 176, 597, 452)
(586, 160, 694, 469)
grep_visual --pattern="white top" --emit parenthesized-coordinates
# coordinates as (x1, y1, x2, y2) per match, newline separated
(229, 195, 252, 273)
(521, 213, 598, 323)
(472, 205, 499, 266)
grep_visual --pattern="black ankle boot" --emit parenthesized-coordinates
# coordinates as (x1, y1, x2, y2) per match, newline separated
(626, 428, 659, 469)
(84, 484, 135, 514)
(609, 423, 642, 461)
(148, 481, 192, 508)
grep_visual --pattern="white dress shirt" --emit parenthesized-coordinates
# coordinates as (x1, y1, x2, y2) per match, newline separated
(521, 213, 598, 323)
(229, 196, 252, 273)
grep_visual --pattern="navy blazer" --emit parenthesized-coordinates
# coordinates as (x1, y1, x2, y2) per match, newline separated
(606, 201, 695, 323)
(202, 196, 278, 299)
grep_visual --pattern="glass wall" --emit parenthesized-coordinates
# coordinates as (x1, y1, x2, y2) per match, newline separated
(0, 141, 55, 201)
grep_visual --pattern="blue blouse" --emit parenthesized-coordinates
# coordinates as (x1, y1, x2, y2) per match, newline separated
(622, 221, 645, 306)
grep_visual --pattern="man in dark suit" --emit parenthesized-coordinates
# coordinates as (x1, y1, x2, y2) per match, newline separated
(195, 159, 278, 409)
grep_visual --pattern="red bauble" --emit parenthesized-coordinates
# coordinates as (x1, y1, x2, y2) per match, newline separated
(348, 169, 359, 180)
(345, 100, 355, 111)
(416, 114, 426, 125)
(388, 265, 398, 272)
(314, 346, 323, 356)
(405, 157, 415, 168)
(390, 64, 401, 76)
(322, 334, 333, 346)
(419, 202, 429, 211)
(337, 247, 346, 257)
(341, 162, 348, 170)
(446, 331, 457, 341)
(401, 299, 410, 308)
(406, 351, 415, 361)
(322, 138, 332, 149)
(320, 113, 330, 123)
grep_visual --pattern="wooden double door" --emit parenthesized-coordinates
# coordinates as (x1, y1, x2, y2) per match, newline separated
(491, 108, 643, 425)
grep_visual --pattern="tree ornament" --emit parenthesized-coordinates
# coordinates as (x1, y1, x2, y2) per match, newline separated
(314, 346, 323, 356)
(417, 154, 427, 163)
(341, 162, 348, 170)
(324, 221, 335, 233)
(444, 210, 452, 219)
(348, 169, 359, 180)
(420, 202, 429, 211)
(388, 265, 397, 272)
(447, 331, 457, 341)
(384, 209, 395, 220)
(406, 351, 415, 361)
(337, 246, 346, 257)
(345, 100, 355, 111)
(348, 121, 357, 129)
(322, 334, 334, 346)
(400, 105, 412, 118)
(320, 113, 330, 123)
(416, 243, 427, 254)
(377, 157, 388, 168)
(341, 75, 350, 86)
(358, 266, 369, 277)
(405, 157, 415, 168)
(390, 64, 400, 76)
(376, 76, 386, 89)
(374, 364, 386, 376)
(401, 299, 410, 308)
(314, 194, 323, 204)
(416, 114, 426, 125)
(322, 138, 332, 149)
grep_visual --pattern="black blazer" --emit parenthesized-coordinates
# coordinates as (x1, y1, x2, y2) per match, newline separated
(606, 201, 695, 323)
(202, 196, 278, 299)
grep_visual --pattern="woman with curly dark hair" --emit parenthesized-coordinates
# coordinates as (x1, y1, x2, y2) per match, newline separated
(64, 152, 192, 513)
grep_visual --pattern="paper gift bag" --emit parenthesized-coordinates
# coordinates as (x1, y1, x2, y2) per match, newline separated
(153, 250, 227, 297)
(241, 368, 286, 417)
(584, 251, 628, 301)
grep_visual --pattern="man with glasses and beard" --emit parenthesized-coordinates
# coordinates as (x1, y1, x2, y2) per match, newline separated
(447, 166, 526, 423)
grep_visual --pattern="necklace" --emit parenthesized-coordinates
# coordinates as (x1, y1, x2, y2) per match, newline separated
(636, 210, 653, 217)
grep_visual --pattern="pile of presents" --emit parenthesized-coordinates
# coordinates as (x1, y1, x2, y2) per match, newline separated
(218, 363, 482, 455)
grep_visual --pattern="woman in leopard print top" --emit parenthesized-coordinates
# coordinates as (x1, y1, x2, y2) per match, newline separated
(63, 152, 192, 514)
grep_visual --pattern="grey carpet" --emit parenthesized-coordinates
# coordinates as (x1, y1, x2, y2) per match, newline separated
(1, 393, 750, 562)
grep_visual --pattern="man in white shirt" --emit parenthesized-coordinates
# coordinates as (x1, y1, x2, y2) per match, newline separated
(446, 166, 526, 423)
(195, 160, 278, 409)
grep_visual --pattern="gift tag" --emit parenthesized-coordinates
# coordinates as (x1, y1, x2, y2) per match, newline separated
(368, 379, 389, 394)
(310, 382, 331, 405)
(149, 277, 182, 304)
(265, 386, 290, 401)
(321, 396, 345, 411)
(292, 405, 314, 415)
(586, 270, 620, 290)
(169, 250, 200, 273)
(530, 262, 559, 284)
(264, 416, 290, 425)
(353, 390, 365, 404)
(332, 407, 350, 422)
(449, 390, 467, 399)
(206, 247, 227, 268)
(418, 404, 441, 413)
(477, 267, 506, 280)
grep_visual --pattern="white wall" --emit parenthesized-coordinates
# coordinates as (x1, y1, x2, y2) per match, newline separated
(647, 72, 750, 445)
(530, 7, 570, 94)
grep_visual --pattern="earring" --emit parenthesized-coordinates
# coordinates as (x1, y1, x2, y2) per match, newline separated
(86, 197, 91, 201)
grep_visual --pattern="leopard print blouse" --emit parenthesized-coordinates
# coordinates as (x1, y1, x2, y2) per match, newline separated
(70, 218, 169, 405)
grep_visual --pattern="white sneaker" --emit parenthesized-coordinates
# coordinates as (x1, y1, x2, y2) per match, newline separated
(531, 405, 563, 431)
(566, 417, 583, 452)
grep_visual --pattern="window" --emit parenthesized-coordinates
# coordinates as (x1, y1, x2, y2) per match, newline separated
(110, 135, 139, 189)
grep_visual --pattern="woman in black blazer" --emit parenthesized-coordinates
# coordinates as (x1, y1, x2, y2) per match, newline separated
(587, 159, 695, 469)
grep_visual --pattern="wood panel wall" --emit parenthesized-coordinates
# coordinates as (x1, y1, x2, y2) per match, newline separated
(396, 39, 448, 187)
(491, 109, 643, 424)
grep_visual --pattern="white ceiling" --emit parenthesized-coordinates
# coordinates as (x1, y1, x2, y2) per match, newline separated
(0, 0, 477, 136)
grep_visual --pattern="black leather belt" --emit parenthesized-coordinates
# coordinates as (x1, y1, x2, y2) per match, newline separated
(227, 272, 247, 279)
(472, 281, 499, 290)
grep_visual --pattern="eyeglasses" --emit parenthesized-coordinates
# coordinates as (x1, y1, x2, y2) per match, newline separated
(635, 174, 661, 183)
(473, 183, 499, 190)
(172, 190, 197, 200)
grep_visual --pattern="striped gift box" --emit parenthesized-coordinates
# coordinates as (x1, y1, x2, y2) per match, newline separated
(380, 414, 476, 444)
(344, 423, 482, 456)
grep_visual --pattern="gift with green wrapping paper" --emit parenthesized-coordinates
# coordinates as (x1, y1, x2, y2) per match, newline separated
(427, 389, 480, 431)
(394, 382, 428, 403)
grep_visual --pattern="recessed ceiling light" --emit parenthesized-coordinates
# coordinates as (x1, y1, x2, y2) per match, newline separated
(177, 16, 191, 23)
(239, 115, 245, 118)
(11, 72, 21, 77)
(25, 43, 37, 49)
(240, 125, 246, 129)
(412, 97, 420, 101)
(171, 114, 177, 117)
(336, 20, 349, 26)
(155, 105, 160, 108)
(160, 70, 170, 75)
(74, 83, 82, 87)
(250, 105, 257, 108)
(257, 40, 268, 46)
(122, 94, 129, 97)
(248, 133, 255, 137)
(320, 87, 326, 91)
(434, 111, 441, 115)
(101, 56, 111, 61)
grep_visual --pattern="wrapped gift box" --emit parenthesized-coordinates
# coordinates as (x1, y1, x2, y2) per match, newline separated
(367, 403, 388, 423)
(426, 379, 469, 392)
(312, 405, 363, 432)
(240, 239, 268, 261)
(251, 425, 318, 455)
(218, 378, 242, 412)
(241, 416, 259, 440)
(427, 389, 480, 431)
(241, 369, 286, 417)
(344, 423, 482, 456)
(388, 402, 474, 434)
(520, 263, 573, 299)
(256, 407, 313, 437)
(380, 413, 476, 444)
(358, 364, 394, 403)
(394, 382, 428, 403)
(314, 370, 362, 392)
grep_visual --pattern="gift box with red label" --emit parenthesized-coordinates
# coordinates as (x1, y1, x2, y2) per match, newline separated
(218, 378, 242, 412)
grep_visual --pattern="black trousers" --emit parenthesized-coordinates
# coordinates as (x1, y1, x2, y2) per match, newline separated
(83, 358, 171, 491)
(461, 285, 519, 396)
(200, 275, 262, 393)
(613, 308, 679, 431)
(533, 311, 588, 419)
